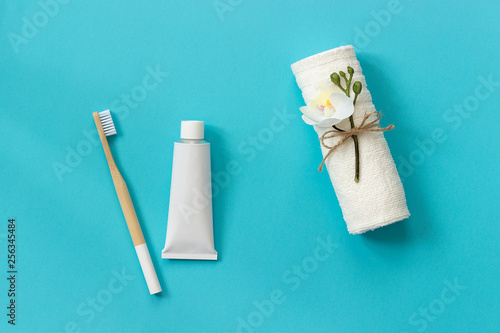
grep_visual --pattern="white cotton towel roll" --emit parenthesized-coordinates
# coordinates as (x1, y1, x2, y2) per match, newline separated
(291, 45, 410, 234)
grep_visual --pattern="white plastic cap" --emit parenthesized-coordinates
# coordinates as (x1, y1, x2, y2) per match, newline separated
(181, 121, 204, 140)
(135, 243, 162, 295)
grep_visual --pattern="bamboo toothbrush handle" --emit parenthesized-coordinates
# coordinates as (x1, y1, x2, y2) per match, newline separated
(93, 112, 161, 295)
(109, 171, 146, 246)
(93, 113, 145, 245)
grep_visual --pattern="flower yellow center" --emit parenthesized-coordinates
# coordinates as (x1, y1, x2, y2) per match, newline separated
(310, 87, 337, 117)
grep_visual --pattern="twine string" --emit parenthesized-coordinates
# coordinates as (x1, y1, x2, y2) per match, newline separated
(318, 111, 394, 172)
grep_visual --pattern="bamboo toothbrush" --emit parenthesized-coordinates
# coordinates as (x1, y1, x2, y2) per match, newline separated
(93, 110, 161, 295)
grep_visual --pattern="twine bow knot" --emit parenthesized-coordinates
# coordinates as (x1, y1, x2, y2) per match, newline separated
(318, 111, 394, 172)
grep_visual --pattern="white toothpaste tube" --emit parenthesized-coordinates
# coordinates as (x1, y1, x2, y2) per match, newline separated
(162, 121, 217, 260)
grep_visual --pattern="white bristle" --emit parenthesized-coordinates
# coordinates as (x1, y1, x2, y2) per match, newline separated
(98, 110, 117, 136)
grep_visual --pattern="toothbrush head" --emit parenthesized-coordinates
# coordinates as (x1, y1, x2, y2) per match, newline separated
(98, 110, 117, 136)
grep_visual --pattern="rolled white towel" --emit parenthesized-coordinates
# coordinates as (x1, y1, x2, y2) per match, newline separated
(291, 45, 410, 234)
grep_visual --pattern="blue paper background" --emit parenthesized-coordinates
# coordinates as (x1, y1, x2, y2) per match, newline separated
(1, 0, 499, 332)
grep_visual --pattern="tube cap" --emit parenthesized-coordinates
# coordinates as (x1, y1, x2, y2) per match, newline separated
(181, 121, 204, 140)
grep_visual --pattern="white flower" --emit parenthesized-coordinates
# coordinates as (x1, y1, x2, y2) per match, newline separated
(300, 92, 354, 127)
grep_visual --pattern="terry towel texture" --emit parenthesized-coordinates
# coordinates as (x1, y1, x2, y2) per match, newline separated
(291, 45, 410, 234)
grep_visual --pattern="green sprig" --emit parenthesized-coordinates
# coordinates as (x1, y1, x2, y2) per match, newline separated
(330, 66, 363, 183)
